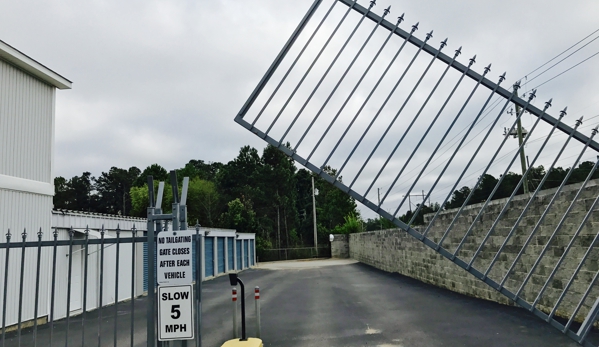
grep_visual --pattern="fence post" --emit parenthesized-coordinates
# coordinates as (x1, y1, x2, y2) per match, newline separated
(232, 287, 238, 338)
(255, 286, 261, 338)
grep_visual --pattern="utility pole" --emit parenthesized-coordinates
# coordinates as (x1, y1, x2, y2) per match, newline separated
(514, 90, 529, 194)
(312, 177, 318, 256)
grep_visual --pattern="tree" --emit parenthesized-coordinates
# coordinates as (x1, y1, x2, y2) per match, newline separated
(495, 172, 523, 200)
(186, 178, 221, 226)
(470, 174, 498, 203)
(257, 144, 298, 248)
(53, 172, 99, 211)
(445, 186, 471, 210)
(94, 166, 140, 215)
(217, 146, 262, 205)
(219, 197, 259, 235)
(313, 166, 358, 242)
(134, 164, 168, 187)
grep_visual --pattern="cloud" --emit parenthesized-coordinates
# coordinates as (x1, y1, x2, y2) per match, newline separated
(1, 0, 598, 219)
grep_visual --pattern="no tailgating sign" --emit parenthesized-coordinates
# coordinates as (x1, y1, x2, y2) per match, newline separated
(158, 285, 194, 341)
(157, 230, 193, 285)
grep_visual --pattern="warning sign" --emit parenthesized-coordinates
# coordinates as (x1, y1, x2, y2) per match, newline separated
(158, 284, 194, 341)
(157, 230, 193, 285)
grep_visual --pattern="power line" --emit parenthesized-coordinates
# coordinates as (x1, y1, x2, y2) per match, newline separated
(524, 28, 599, 77)
(531, 50, 599, 90)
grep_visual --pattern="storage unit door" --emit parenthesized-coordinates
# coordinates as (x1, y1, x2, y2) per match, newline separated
(236, 240, 242, 270)
(217, 237, 225, 274)
(205, 237, 214, 277)
(250, 239, 255, 265)
(227, 237, 234, 271)
(244, 240, 249, 268)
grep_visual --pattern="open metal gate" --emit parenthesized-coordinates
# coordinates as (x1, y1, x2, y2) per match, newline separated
(234, 0, 599, 345)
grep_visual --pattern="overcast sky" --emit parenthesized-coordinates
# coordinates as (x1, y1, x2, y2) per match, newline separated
(1, 0, 598, 218)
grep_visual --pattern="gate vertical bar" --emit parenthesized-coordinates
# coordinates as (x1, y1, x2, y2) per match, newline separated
(98, 226, 105, 347)
(514, 127, 598, 297)
(1, 230, 11, 347)
(49, 229, 58, 346)
(82, 227, 90, 346)
(264, 1, 356, 136)
(236, 0, 323, 122)
(300, 2, 389, 156)
(147, 176, 157, 347)
(483, 101, 560, 276)
(65, 228, 74, 347)
(32, 229, 43, 347)
(131, 226, 137, 347)
(251, 0, 333, 127)
(17, 230, 27, 346)
(198, 232, 203, 345)
(114, 225, 121, 347)
(345, 22, 423, 188)
(547, 187, 599, 320)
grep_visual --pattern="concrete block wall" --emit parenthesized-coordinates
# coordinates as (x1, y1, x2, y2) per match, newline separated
(331, 234, 349, 258)
(350, 179, 599, 323)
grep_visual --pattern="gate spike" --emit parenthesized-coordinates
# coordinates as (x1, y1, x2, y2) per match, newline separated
(412, 22, 419, 32)
(560, 106, 567, 117)
(468, 55, 476, 66)
(484, 63, 492, 74)
(369, 0, 376, 9)
(545, 98, 553, 108)
(384, 5, 390, 15)
(22, 228, 27, 239)
(6, 229, 11, 239)
(455, 46, 462, 56)
(513, 80, 521, 90)
(426, 30, 433, 40)
(397, 13, 405, 24)
(440, 38, 447, 48)
(576, 116, 583, 125)
(528, 89, 537, 100)
(499, 72, 506, 82)
(37, 227, 43, 238)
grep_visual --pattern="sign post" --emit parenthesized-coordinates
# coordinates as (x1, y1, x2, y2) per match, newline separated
(147, 172, 198, 347)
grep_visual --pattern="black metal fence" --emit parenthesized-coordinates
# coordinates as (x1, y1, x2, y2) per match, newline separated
(1, 226, 146, 347)
(257, 246, 331, 262)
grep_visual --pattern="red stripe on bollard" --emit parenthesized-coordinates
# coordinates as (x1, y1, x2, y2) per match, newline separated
(232, 288, 237, 302)
(255, 286, 260, 299)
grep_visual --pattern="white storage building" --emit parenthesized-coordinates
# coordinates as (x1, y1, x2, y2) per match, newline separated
(0, 39, 71, 329)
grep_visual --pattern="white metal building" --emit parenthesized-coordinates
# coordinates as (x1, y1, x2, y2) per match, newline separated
(0, 39, 71, 329)
(0, 39, 257, 331)
(51, 210, 147, 320)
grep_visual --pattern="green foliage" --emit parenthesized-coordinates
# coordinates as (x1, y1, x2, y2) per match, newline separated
(332, 213, 363, 234)
(187, 178, 220, 226)
(445, 186, 471, 210)
(134, 164, 167, 187)
(364, 217, 396, 231)
(219, 197, 259, 234)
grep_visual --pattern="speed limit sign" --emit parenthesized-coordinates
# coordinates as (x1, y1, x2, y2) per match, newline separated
(158, 284, 194, 341)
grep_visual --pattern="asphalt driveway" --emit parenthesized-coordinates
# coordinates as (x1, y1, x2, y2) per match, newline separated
(5, 259, 598, 346)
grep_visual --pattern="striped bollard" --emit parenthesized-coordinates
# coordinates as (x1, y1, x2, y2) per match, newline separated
(232, 287, 238, 338)
(255, 286, 261, 338)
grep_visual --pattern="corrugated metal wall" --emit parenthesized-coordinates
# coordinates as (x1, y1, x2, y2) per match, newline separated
(0, 59, 55, 182)
(0, 189, 53, 327)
